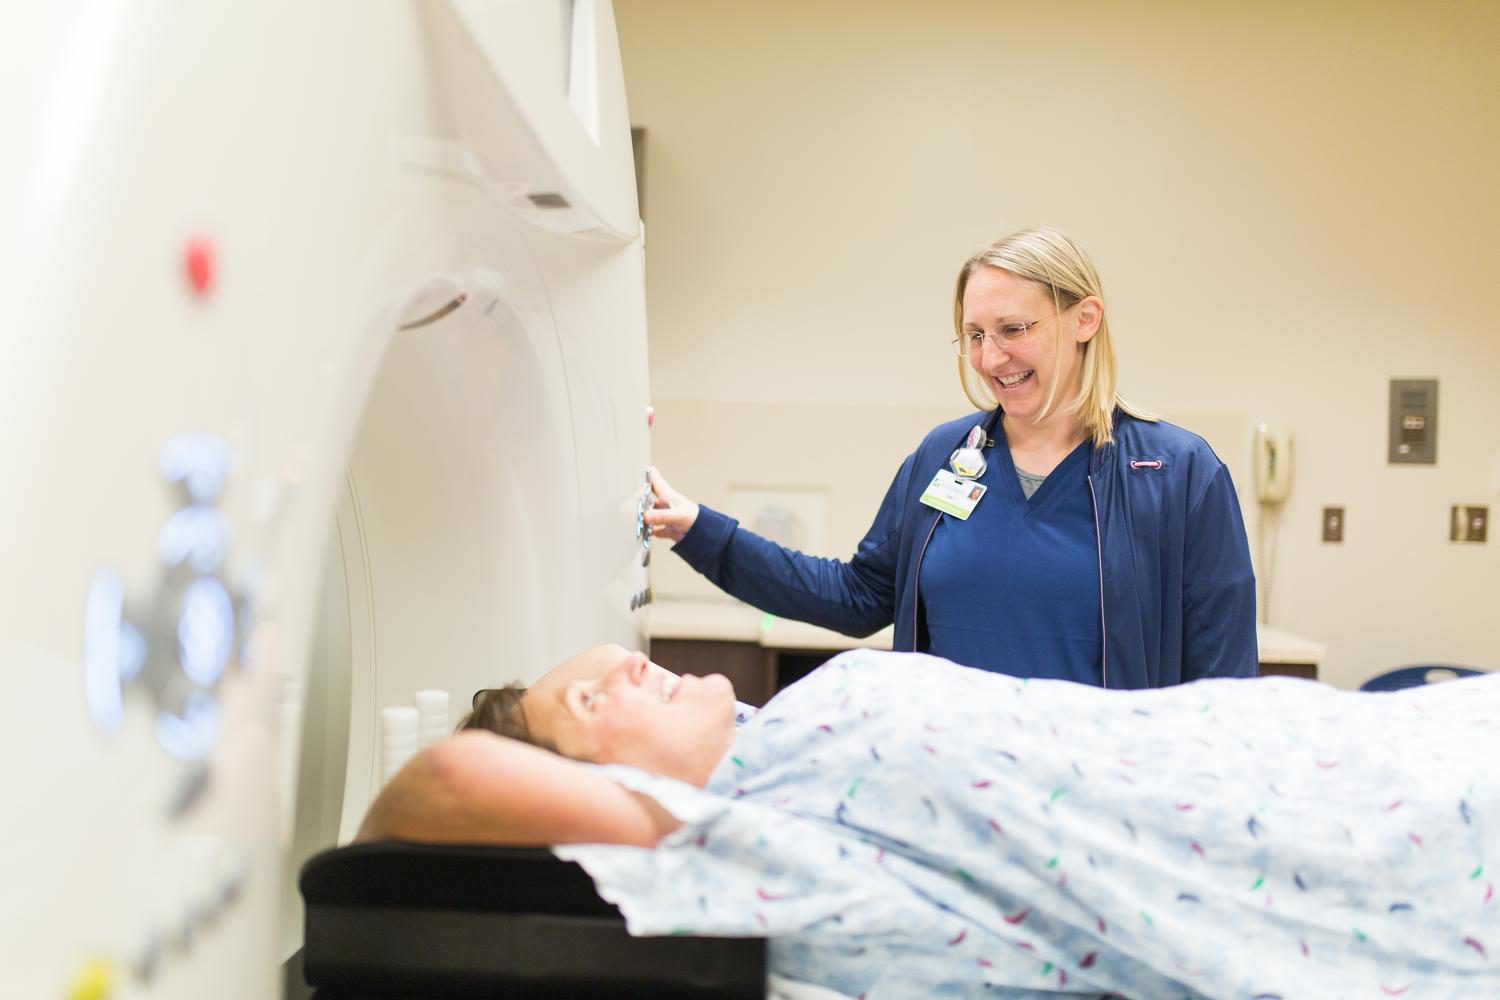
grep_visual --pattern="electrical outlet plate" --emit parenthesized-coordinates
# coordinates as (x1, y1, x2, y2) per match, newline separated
(1450, 505, 1488, 543)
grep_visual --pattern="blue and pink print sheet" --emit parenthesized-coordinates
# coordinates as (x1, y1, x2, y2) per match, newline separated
(556, 652, 1497, 998)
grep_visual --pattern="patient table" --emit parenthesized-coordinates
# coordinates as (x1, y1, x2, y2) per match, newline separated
(297, 842, 766, 998)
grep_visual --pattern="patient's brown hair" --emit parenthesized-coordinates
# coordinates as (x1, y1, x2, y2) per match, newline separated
(458, 684, 557, 753)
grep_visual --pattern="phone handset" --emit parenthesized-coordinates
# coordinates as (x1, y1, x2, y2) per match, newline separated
(1253, 424, 1293, 505)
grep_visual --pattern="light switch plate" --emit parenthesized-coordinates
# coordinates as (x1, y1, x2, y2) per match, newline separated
(1321, 506, 1345, 543)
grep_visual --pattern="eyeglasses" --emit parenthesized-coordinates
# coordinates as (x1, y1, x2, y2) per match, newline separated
(952, 315, 1050, 355)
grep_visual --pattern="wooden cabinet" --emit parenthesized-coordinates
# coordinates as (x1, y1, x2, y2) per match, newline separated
(650, 639, 778, 706)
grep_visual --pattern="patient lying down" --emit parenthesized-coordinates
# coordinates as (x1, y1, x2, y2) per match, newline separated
(359, 647, 1498, 999)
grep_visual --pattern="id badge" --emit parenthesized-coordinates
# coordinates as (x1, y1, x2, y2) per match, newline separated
(919, 468, 987, 520)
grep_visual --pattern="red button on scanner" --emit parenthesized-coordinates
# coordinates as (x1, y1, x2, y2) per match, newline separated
(184, 237, 215, 298)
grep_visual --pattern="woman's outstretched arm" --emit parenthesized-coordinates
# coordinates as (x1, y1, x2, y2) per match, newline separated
(355, 730, 681, 848)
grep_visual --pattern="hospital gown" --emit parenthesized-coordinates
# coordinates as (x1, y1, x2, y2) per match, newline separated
(555, 652, 1498, 998)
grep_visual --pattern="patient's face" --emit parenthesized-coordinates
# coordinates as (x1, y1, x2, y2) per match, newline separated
(523, 645, 736, 786)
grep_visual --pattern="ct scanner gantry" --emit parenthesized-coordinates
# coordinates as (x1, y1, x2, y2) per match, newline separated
(0, 2, 654, 997)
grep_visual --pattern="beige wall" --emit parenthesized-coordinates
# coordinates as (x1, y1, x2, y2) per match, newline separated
(617, 0, 1500, 689)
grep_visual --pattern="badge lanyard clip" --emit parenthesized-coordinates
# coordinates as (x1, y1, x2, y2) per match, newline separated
(948, 418, 996, 480)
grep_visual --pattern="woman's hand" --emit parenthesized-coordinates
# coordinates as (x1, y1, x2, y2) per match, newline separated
(645, 466, 700, 542)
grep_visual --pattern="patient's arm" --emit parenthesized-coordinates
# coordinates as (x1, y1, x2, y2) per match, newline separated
(355, 730, 681, 848)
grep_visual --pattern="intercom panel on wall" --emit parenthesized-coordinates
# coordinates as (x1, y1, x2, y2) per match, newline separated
(1389, 378, 1438, 464)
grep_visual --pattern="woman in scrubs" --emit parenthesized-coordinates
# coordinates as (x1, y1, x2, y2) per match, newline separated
(647, 228, 1256, 688)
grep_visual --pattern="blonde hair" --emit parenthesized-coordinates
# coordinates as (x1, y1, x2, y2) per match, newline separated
(952, 227, 1154, 448)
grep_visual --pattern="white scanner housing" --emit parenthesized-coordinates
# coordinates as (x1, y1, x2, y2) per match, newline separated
(0, 2, 651, 995)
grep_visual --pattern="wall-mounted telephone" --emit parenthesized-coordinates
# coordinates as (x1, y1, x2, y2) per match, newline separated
(1253, 424, 1293, 504)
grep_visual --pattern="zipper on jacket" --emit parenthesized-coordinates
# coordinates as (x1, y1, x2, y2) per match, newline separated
(1087, 474, 1108, 689)
(909, 510, 943, 650)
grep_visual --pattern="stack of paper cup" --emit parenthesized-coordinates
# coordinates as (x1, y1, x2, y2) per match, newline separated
(381, 706, 420, 784)
(416, 689, 450, 748)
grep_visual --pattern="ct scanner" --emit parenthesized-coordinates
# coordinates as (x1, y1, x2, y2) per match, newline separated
(0, 3, 660, 996)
